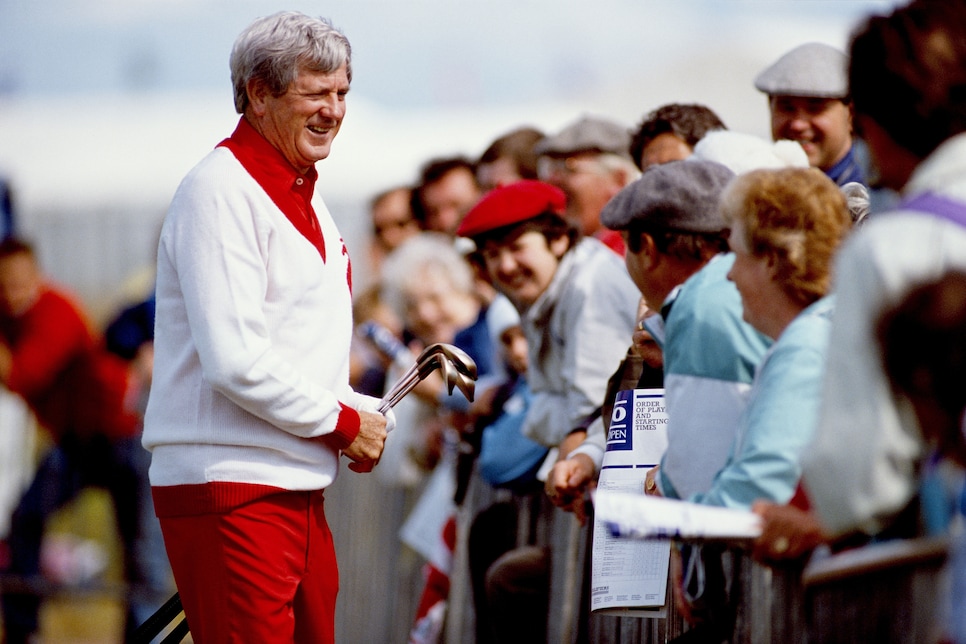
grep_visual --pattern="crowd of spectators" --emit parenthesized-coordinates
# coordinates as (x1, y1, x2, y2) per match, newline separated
(351, 2, 966, 641)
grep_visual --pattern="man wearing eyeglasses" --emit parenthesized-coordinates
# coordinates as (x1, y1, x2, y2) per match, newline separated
(534, 115, 641, 256)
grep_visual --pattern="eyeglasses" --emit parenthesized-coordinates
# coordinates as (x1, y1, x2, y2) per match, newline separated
(536, 155, 606, 181)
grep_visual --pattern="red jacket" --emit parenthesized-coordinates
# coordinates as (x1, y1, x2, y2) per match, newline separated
(0, 286, 139, 441)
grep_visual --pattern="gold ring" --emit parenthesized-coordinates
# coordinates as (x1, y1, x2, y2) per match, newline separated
(773, 536, 790, 555)
(637, 320, 647, 331)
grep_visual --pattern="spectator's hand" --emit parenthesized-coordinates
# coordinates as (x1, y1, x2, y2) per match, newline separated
(344, 410, 388, 473)
(631, 304, 663, 370)
(546, 454, 595, 523)
(644, 465, 662, 496)
(750, 501, 827, 564)
(557, 430, 587, 459)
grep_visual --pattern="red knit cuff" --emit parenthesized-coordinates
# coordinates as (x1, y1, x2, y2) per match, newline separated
(327, 403, 361, 450)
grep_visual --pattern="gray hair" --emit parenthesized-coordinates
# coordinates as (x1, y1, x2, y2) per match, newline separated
(230, 11, 352, 114)
(379, 233, 475, 324)
(596, 152, 642, 186)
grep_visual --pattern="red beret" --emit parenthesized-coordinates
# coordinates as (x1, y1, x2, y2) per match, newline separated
(456, 180, 566, 238)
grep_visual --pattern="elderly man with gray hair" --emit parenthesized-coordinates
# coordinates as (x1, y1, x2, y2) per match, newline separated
(142, 12, 391, 642)
(535, 115, 641, 255)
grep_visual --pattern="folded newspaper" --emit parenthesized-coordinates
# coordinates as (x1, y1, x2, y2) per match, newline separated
(593, 489, 763, 541)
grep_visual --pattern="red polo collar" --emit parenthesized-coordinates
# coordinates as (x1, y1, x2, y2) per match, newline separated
(218, 117, 326, 262)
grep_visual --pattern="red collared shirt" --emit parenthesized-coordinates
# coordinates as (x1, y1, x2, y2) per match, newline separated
(218, 117, 328, 262)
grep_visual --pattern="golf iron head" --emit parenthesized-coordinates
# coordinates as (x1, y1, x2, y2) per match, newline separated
(377, 342, 478, 413)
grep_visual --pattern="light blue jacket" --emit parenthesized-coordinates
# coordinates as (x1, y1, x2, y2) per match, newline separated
(691, 296, 834, 509)
(649, 254, 771, 500)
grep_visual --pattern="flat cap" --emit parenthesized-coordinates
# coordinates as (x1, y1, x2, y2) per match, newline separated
(754, 42, 849, 99)
(600, 159, 735, 233)
(456, 180, 566, 238)
(534, 115, 631, 158)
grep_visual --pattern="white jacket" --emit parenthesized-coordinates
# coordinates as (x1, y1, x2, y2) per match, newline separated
(802, 132, 966, 536)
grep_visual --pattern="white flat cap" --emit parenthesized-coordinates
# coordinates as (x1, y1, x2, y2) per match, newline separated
(754, 42, 849, 99)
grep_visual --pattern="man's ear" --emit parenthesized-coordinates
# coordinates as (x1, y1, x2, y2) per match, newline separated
(247, 78, 270, 117)
(610, 166, 632, 191)
(637, 232, 659, 270)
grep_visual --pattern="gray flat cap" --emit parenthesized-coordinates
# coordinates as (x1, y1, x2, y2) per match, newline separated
(754, 42, 849, 99)
(600, 159, 735, 233)
(534, 115, 631, 158)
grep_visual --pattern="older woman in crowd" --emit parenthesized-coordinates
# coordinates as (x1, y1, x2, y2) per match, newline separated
(691, 167, 852, 510)
(673, 167, 852, 632)
(377, 232, 483, 485)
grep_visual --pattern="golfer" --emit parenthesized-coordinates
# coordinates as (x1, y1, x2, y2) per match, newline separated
(142, 12, 391, 643)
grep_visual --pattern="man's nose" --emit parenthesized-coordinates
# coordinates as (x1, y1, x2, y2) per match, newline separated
(319, 96, 345, 120)
(786, 109, 812, 131)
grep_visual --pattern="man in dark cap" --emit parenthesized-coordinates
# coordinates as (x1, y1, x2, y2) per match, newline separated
(548, 160, 769, 633)
(553, 160, 768, 503)
(545, 160, 772, 626)
(755, 42, 867, 187)
(534, 115, 640, 255)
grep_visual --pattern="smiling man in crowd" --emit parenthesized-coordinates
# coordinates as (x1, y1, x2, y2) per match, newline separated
(755, 42, 867, 187)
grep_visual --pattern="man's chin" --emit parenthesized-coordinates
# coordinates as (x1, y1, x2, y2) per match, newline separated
(310, 146, 333, 162)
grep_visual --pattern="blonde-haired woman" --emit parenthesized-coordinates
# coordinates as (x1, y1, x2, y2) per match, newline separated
(675, 167, 852, 629)
(693, 166, 852, 509)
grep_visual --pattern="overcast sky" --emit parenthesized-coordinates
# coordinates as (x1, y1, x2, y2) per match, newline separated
(1, 1, 898, 106)
(0, 0, 907, 211)
(0, 0, 905, 304)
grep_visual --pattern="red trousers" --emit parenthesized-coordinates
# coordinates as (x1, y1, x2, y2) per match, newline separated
(159, 490, 337, 643)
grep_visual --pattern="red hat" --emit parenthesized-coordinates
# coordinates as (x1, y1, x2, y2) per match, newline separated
(456, 180, 566, 238)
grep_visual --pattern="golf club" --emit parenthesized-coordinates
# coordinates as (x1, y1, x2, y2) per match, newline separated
(377, 343, 477, 414)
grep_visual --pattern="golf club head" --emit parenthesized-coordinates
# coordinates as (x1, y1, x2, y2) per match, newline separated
(378, 344, 478, 412)
(417, 343, 478, 380)
(412, 350, 477, 402)
(436, 344, 478, 379)
(415, 343, 447, 365)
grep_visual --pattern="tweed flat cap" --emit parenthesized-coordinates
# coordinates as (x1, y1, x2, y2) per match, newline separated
(456, 180, 566, 238)
(754, 42, 849, 99)
(534, 115, 631, 158)
(600, 159, 735, 233)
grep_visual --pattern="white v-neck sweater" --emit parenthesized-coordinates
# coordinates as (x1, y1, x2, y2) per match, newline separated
(143, 146, 365, 513)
